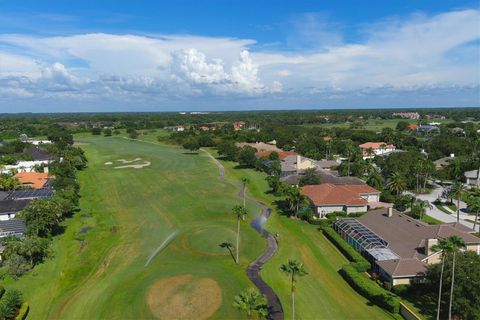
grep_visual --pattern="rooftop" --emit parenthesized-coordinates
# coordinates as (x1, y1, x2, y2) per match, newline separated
(14, 172, 53, 189)
(26, 146, 55, 161)
(0, 199, 31, 214)
(359, 142, 395, 149)
(5, 188, 54, 200)
(301, 183, 380, 206)
(0, 219, 26, 237)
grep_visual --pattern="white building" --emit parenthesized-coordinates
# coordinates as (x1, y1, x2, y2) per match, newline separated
(359, 142, 396, 159)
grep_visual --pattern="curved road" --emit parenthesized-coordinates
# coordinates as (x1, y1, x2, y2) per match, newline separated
(202, 149, 283, 319)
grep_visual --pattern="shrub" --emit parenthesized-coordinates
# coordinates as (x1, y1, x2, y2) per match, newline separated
(15, 303, 29, 320)
(322, 227, 370, 271)
(340, 264, 400, 313)
(391, 284, 409, 296)
(0, 286, 4, 299)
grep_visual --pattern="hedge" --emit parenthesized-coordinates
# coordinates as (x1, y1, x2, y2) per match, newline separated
(15, 303, 29, 320)
(340, 264, 401, 314)
(322, 227, 370, 272)
(0, 286, 5, 299)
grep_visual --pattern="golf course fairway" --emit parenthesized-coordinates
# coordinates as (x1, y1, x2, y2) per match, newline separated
(2, 134, 394, 319)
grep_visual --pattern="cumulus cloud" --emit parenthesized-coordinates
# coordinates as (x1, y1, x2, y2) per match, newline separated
(0, 8, 478, 110)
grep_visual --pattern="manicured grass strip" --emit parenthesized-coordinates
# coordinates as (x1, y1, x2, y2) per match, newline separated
(421, 214, 442, 225)
(435, 204, 452, 214)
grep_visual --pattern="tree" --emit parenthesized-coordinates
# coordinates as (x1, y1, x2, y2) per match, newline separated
(451, 181, 466, 222)
(91, 127, 102, 135)
(467, 195, 480, 231)
(232, 205, 247, 264)
(128, 130, 139, 139)
(17, 199, 63, 237)
(241, 177, 249, 208)
(219, 241, 235, 262)
(280, 259, 308, 320)
(0, 289, 23, 319)
(286, 187, 309, 219)
(238, 146, 257, 168)
(410, 199, 433, 221)
(445, 236, 466, 320)
(298, 168, 320, 186)
(182, 138, 200, 153)
(104, 128, 112, 137)
(396, 121, 409, 131)
(366, 171, 383, 190)
(386, 172, 407, 195)
(233, 288, 268, 320)
(266, 175, 282, 194)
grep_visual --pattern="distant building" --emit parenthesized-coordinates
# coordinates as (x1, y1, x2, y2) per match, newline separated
(199, 126, 210, 131)
(359, 142, 396, 159)
(465, 169, 480, 186)
(407, 124, 418, 131)
(392, 112, 420, 120)
(233, 121, 246, 131)
(417, 125, 440, 133)
(334, 208, 480, 285)
(173, 125, 185, 132)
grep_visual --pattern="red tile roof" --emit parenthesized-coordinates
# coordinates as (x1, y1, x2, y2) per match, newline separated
(359, 142, 395, 149)
(255, 150, 297, 160)
(14, 172, 52, 189)
(300, 183, 380, 206)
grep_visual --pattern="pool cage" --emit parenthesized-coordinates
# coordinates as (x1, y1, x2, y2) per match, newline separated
(333, 218, 399, 263)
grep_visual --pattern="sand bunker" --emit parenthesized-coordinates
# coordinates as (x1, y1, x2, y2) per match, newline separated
(114, 161, 151, 169)
(116, 158, 142, 164)
(147, 274, 222, 320)
(104, 162, 113, 165)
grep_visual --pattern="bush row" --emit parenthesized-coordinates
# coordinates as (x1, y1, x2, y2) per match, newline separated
(340, 264, 401, 314)
(321, 227, 370, 272)
(0, 286, 4, 299)
(15, 303, 29, 320)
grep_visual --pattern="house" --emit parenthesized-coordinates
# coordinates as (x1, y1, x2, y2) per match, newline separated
(1, 147, 55, 174)
(14, 172, 53, 189)
(255, 150, 297, 161)
(0, 219, 26, 238)
(392, 112, 420, 120)
(359, 142, 396, 159)
(434, 154, 455, 169)
(5, 188, 55, 200)
(449, 127, 465, 135)
(417, 125, 440, 133)
(300, 183, 381, 218)
(233, 121, 246, 131)
(334, 208, 480, 285)
(407, 124, 418, 131)
(199, 126, 210, 131)
(465, 169, 480, 186)
(0, 199, 30, 221)
(281, 167, 364, 187)
(173, 125, 185, 132)
(27, 139, 52, 146)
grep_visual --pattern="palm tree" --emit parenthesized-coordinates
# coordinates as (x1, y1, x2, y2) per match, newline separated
(233, 288, 268, 320)
(412, 199, 433, 221)
(467, 195, 480, 231)
(286, 187, 309, 219)
(219, 241, 235, 262)
(232, 205, 247, 264)
(451, 181, 466, 222)
(241, 177, 249, 208)
(432, 238, 454, 320)
(344, 140, 356, 177)
(280, 259, 308, 320)
(386, 172, 406, 195)
(366, 171, 383, 190)
(445, 236, 466, 320)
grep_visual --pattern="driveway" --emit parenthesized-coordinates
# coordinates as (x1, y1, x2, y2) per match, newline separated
(410, 184, 479, 232)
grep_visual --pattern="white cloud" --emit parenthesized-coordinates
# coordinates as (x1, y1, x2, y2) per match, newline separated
(0, 9, 478, 109)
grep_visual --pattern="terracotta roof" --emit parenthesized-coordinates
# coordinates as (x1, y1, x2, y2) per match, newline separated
(407, 124, 419, 130)
(359, 142, 395, 149)
(255, 150, 297, 160)
(300, 183, 380, 206)
(14, 172, 52, 189)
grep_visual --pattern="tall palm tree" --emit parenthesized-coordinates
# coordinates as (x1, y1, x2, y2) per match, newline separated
(344, 140, 356, 177)
(432, 238, 454, 320)
(233, 288, 268, 320)
(241, 177, 249, 208)
(280, 259, 308, 320)
(286, 188, 309, 219)
(467, 195, 480, 231)
(386, 172, 407, 195)
(445, 236, 466, 320)
(232, 205, 247, 264)
(451, 182, 466, 222)
(367, 171, 383, 190)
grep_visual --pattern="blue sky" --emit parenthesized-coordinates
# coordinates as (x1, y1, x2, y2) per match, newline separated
(0, 0, 479, 112)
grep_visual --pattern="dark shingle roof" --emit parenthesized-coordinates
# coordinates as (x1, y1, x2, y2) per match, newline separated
(26, 146, 55, 161)
(0, 219, 25, 237)
(5, 189, 54, 200)
(0, 199, 31, 214)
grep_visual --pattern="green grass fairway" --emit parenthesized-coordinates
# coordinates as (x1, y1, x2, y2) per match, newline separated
(3, 135, 266, 319)
(216, 153, 396, 320)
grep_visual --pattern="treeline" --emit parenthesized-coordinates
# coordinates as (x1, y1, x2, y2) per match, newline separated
(0, 129, 87, 279)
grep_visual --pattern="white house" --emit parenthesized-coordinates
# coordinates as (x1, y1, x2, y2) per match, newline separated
(359, 142, 396, 159)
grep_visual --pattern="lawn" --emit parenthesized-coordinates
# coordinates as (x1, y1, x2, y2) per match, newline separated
(2, 134, 266, 319)
(215, 151, 395, 319)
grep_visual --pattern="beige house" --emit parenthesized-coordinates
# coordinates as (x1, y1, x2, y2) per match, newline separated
(300, 183, 381, 218)
(334, 209, 480, 285)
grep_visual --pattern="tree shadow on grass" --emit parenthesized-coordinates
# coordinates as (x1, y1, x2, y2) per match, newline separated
(182, 151, 200, 155)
